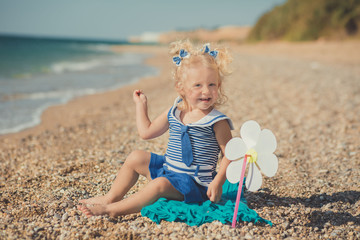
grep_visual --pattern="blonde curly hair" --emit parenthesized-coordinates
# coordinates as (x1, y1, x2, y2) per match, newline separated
(169, 39, 233, 111)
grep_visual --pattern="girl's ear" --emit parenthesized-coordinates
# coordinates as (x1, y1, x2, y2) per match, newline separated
(176, 81, 185, 95)
(179, 88, 185, 96)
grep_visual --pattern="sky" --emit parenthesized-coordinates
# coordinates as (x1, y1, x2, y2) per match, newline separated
(0, 0, 286, 41)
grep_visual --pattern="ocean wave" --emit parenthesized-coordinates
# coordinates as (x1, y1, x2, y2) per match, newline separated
(67, 43, 113, 52)
(51, 60, 102, 74)
(0, 103, 50, 135)
(50, 53, 147, 74)
(0, 88, 102, 135)
(84, 44, 113, 52)
(0, 48, 157, 135)
(3, 88, 98, 101)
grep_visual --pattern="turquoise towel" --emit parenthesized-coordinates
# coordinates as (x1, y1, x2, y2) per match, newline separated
(141, 179, 272, 226)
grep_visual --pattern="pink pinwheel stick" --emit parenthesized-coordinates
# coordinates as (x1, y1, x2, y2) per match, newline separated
(231, 155, 248, 228)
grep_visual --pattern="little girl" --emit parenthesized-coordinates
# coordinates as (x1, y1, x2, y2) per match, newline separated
(78, 40, 234, 217)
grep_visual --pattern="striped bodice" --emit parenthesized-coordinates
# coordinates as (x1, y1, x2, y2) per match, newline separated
(164, 97, 233, 187)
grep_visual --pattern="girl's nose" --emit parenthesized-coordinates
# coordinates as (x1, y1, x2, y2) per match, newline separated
(202, 86, 210, 94)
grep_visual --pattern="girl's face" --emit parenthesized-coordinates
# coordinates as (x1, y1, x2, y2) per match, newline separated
(180, 64, 219, 112)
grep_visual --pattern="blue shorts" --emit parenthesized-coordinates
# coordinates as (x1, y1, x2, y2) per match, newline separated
(149, 153, 209, 203)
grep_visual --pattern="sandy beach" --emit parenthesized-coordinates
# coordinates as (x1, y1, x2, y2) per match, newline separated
(1, 41, 359, 239)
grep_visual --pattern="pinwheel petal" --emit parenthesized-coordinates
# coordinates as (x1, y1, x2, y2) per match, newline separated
(225, 137, 247, 161)
(254, 129, 277, 154)
(240, 120, 261, 149)
(246, 163, 262, 192)
(226, 160, 244, 183)
(257, 153, 278, 177)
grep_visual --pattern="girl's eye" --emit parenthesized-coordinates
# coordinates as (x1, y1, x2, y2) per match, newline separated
(194, 84, 201, 87)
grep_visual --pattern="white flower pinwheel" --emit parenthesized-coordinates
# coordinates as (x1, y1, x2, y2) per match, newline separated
(225, 120, 278, 192)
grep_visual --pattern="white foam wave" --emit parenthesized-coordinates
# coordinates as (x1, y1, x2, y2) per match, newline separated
(50, 53, 146, 74)
(0, 89, 98, 135)
(85, 44, 112, 52)
(15, 88, 97, 101)
(69, 43, 113, 52)
(0, 53, 157, 135)
(51, 60, 101, 74)
(0, 102, 51, 135)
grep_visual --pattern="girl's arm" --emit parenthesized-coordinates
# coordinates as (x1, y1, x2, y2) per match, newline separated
(133, 90, 170, 140)
(207, 119, 232, 203)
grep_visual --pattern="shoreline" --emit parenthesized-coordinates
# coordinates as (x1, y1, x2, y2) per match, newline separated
(2, 40, 360, 142)
(0, 45, 170, 142)
(1, 41, 359, 239)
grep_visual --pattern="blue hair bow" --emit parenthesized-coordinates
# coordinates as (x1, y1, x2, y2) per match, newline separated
(203, 43, 218, 58)
(172, 49, 190, 66)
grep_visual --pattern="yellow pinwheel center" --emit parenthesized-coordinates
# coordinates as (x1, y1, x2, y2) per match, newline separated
(246, 149, 258, 163)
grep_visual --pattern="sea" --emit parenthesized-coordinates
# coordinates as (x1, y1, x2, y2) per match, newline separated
(0, 35, 158, 135)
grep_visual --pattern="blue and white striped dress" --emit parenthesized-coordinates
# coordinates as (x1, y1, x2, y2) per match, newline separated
(163, 97, 234, 187)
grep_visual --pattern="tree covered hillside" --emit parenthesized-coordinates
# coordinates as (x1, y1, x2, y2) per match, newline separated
(248, 0, 360, 41)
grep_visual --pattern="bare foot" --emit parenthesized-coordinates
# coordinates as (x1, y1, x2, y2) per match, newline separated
(79, 195, 110, 205)
(77, 204, 108, 217)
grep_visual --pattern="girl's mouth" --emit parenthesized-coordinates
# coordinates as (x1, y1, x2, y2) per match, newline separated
(200, 98, 211, 102)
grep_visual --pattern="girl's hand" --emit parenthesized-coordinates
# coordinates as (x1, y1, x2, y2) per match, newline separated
(207, 180, 222, 203)
(133, 89, 147, 104)
(133, 89, 169, 140)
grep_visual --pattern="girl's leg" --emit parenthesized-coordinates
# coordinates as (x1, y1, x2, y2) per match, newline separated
(78, 177, 184, 217)
(79, 150, 152, 205)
